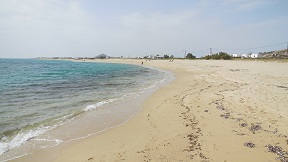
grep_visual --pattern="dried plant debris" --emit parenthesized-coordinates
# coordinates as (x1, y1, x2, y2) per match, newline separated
(229, 69, 241, 72)
(236, 118, 242, 122)
(250, 123, 261, 134)
(239, 123, 247, 127)
(266, 145, 288, 162)
(263, 128, 279, 134)
(216, 105, 225, 110)
(277, 85, 288, 90)
(244, 142, 255, 148)
(199, 153, 209, 161)
(276, 157, 288, 162)
(267, 145, 284, 154)
(204, 110, 209, 112)
(220, 113, 230, 119)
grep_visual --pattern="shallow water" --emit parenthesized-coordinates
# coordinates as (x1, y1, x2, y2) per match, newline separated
(0, 59, 172, 161)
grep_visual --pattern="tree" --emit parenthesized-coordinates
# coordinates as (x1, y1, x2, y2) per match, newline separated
(219, 52, 232, 60)
(203, 52, 231, 60)
(163, 54, 169, 59)
(186, 53, 196, 59)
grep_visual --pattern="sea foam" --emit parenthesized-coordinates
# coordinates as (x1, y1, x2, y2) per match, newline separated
(83, 98, 118, 112)
(0, 59, 170, 161)
(0, 127, 49, 155)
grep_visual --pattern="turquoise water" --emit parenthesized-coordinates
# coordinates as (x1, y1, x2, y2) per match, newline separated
(0, 59, 169, 159)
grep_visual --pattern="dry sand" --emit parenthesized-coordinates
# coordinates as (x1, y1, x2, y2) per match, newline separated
(14, 59, 288, 162)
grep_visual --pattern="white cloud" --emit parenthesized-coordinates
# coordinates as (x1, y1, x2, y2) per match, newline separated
(239, 1, 271, 10)
(0, 0, 286, 58)
(0, 0, 92, 32)
(104, 10, 223, 56)
(0, 0, 101, 57)
(222, 0, 274, 10)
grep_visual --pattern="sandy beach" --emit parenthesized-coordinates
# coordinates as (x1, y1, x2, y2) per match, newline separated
(14, 59, 288, 162)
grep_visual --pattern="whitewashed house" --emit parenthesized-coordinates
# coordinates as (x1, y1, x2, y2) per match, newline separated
(232, 53, 241, 57)
(146, 54, 163, 59)
(147, 55, 155, 59)
(241, 53, 251, 58)
(155, 55, 163, 59)
(251, 53, 261, 58)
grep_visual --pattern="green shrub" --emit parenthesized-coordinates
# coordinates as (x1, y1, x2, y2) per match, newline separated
(203, 52, 231, 60)
(186, 53, 196, 59)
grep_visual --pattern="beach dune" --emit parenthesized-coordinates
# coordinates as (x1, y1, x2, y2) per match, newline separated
(15, 59, 288, 162)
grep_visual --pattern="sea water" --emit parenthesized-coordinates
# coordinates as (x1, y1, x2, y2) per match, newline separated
(0, 59, 171, 161)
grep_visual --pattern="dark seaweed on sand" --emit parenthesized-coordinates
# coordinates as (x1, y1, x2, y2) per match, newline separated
(266, 145, 288, 162)
(244, 142, 255, 148)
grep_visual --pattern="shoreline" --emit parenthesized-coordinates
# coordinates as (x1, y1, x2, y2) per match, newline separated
(13, 59, 288, 161)
(1, 59, 171, 162)
(3, 59, 172, 162)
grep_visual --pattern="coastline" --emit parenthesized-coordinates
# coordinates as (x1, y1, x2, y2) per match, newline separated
(13, 59, 288, 161)
(0, 59, 170, 162)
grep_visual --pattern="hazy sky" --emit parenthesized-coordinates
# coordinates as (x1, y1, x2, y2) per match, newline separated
(0, 0, 287, 58)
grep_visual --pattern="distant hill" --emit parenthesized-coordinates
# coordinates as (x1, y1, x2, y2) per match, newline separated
(261, 49, 288, 59)
(95, 54, 109, 58)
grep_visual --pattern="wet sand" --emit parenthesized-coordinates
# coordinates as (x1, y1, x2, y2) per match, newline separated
(14, 59, 288, 162)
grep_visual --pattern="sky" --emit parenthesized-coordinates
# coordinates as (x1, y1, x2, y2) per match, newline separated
(0, 0, 288, 58)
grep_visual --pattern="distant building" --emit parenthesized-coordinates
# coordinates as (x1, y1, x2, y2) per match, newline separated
(147, 55, 154, 59)
(232, 53, 241, 57)
(154, 54, 163, 59)
(251, 53, 261, 58)
(241, 53, 251, 58)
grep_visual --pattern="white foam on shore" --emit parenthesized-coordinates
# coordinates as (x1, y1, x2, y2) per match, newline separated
(83, 98, 118, 112)
(0, 127, 49, 155)
(64, 68, 174, 143)
(0, 65, 174, 161)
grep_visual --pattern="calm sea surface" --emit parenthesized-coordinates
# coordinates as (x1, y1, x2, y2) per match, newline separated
(0, 59, 170, 160)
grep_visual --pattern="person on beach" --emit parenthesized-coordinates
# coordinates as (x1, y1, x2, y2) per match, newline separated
(141, 61, 143, 65)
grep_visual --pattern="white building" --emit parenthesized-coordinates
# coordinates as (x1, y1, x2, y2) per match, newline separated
(146, 54, 163, 59)
(154, 55, 163, 59)
(251, 53, 261, 58)
(232, 53, 241, 57)
(241, 53, 251, 58)
(147, 55, 154, 59)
